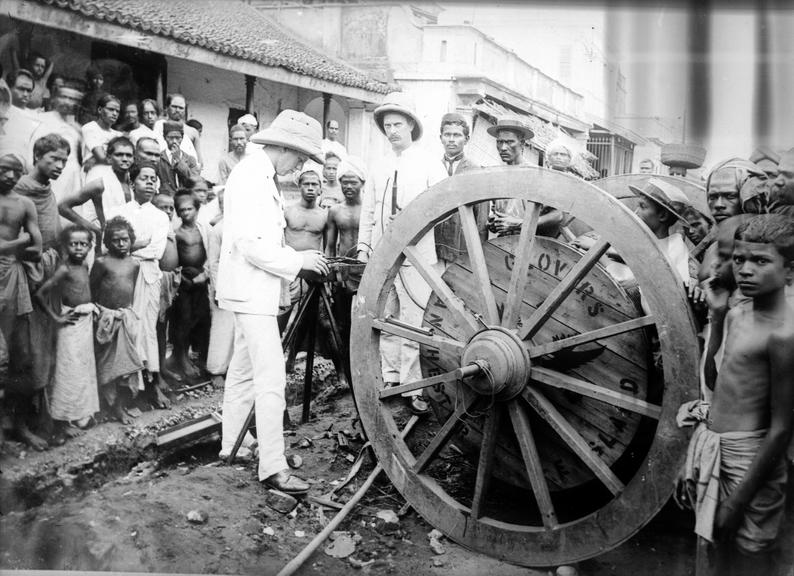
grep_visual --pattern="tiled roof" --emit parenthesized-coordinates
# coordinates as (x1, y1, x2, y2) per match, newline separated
(34, 0, 391, 95)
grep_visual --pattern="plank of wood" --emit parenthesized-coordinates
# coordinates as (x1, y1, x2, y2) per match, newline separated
(458, 205, 500, 324)
(501, 202, 542, 329)
(471, 404, 502, 519)
(529, 315, 655, 358)
(523, 388, 625, 496)
(508, 401, 559, 529)
(519, 237, 611, 340)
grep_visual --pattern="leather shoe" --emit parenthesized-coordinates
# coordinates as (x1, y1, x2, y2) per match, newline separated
(262, 470, 309, 495)
(406, 396, 430, 415)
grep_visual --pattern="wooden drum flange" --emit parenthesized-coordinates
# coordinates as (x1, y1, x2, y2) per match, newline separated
(350, 166, 699, 567)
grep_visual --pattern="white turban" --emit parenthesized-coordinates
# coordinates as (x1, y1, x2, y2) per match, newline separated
(337, 155, 367, 182)
(238, 113, 258, 127)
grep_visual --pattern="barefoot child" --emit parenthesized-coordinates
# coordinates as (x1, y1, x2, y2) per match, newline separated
(151, 193, 183, 383)
(34, 224, 99, 440)
(90, 216, 143, 424)
(678, 214, 794, 576)
(172, 190, 209, 378)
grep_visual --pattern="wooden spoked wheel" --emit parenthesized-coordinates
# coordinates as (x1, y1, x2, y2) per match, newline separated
(350, 166, 699, 567)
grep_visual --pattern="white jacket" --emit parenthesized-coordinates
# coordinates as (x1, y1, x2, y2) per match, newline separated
(217, 150, 302, 315)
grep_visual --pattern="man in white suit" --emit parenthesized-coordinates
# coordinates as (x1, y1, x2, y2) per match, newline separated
(217, 110, 328, 494)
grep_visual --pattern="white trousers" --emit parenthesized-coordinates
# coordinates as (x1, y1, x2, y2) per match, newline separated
(221, 312, 287, 480)
(381, 265, 434, 393)
(207, 298, 234, 375)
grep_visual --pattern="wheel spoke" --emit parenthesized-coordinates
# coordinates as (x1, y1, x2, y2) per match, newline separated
(501, 202, 542, 329)
(372, 317, 466, 357)
(403, 245, 481, 335)
(518, 237, 611, 340)
(458, 205, 500, 325)
(522, 388, 625, 495)
(528, 315, 656, 358)
(413, 392, 478, 473)
(471, 404, 502, 519)
(379, 364, 481, 399)
(530, 367, 661, 419)
(507, 401, 559, 529)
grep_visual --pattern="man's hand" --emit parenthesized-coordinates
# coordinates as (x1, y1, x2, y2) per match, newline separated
(55, 309, 81, 325)
(673, 470, 693, 510)
(686, 278, 706, 306)
(300, 250, 329, 277)
(703, 276, 730, 316)
(491, 211, 521, 236)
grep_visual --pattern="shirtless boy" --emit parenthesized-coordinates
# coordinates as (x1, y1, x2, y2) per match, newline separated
(285, 169, 327, 252)
(325, 158, 363, 258)
(34, 224, 99, 441)
(152, 193, 183, 383)
(678, 214, 794, 575)
(90, 216, 143, 424)
(173, 191, 209, 378)
(0, 154, 44, 449)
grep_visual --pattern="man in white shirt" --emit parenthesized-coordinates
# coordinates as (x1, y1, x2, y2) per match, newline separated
(356, 91, 448, 414)
(107, 162, 171, 408)
(321, 119, 346, 159)
(217, 110, 328, 494)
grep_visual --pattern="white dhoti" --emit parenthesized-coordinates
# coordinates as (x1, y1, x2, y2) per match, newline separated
(50, 303, 99, 421)
(380, 264, 436, 395)
(206, 297, 234, 376)
(132, 260, 162, 373)
(221, 313, 287, 480)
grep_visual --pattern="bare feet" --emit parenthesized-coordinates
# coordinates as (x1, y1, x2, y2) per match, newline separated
(149, 374, 172, 409)
(211, 374, 225, 389)
(63, 424, 84, 439)
(17, 425, 49, 451)
(112, 403, 134, 425)
(160, 365, 184, 383)
(178, 356, 201, 379)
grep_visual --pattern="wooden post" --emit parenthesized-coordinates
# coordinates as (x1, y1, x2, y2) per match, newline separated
(245, 75, 255, 114)
(322, 93, 331, 138)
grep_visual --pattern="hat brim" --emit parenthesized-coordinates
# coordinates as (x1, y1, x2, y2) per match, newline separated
(250, 127, 324, 164)
(373, 105, 423, 141)
(629, 184, 688, 224)
(486, 123, 535, 141)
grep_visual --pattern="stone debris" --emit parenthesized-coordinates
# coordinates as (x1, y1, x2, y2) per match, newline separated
(556, 566, 579, 576)
(324, 532, 357, 558)
(264, 489, 298, 514)
(287, 454, 303, 469)
(294, 530, 306, 538)
(348, 556, 375, 569)
(427, 529, 446, 555)
(186, 509, 208, 524)
(374, 509, 400, 535)
(262, 526, 275, 537)
(432, 556, 448, 567)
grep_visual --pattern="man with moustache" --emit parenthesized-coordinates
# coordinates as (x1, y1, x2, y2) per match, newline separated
(357, 92, 447, 415)
(153, 93, 202, 167)
(218, 124, 248, 185)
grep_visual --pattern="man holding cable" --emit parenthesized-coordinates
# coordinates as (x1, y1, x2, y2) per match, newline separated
(217, 110, 328, 495)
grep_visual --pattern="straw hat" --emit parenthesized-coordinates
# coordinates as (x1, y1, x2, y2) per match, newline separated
(373, 91, 422, 141)
(486, 115, 535, 141)
(250, 110, 324, 164)
(629, 177, 690, 224)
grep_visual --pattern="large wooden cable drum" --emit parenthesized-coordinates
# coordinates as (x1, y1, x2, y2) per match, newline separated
(349, 166, 699, 567)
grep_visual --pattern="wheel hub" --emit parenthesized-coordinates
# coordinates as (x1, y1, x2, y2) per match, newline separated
(460, 327, 530, 401)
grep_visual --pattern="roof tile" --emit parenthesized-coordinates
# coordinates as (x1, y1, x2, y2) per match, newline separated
(33, 0, 391, 95)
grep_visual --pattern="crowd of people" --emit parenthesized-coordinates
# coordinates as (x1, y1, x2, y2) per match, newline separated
(1, 50, 793, 573)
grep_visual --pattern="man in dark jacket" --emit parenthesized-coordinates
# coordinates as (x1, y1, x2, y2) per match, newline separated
(434, 112, 488, 265)
(157, 121, 199, 196)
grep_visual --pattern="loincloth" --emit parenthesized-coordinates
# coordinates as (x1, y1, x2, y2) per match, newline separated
(682, 423, 787, 553)
(0, 255, 32, 317)
(50, 304, 99, 421)
(95, 305, 144, 398)
(159, 267, 182, 322)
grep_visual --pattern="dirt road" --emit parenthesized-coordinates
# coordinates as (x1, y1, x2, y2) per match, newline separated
(1, 364, 790, 576)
